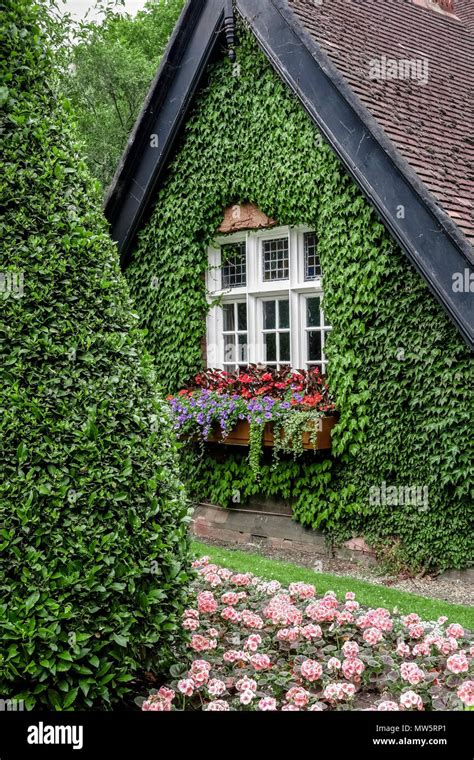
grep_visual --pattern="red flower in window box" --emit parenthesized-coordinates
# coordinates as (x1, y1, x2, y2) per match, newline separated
(302, 393, 323, 407)
(186, 366, 335, 413)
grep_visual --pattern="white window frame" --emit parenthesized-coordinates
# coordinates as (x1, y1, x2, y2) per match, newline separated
(206, 225, 329, 372)
(300, 294, 332, 375)
(221, 300, 249, 371)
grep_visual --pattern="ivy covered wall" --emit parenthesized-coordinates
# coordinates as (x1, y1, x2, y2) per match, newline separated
(126, 24, 473, 571)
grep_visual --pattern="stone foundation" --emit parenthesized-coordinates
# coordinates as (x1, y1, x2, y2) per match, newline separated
(191, 503, 473, 580)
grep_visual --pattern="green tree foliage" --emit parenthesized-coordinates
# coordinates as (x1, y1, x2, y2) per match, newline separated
(126, 23, 473, 571)
(60, 0, 184, 190)
(0, 0, 191, 709)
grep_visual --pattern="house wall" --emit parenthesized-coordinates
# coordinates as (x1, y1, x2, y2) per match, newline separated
(125, 23, 473, 571)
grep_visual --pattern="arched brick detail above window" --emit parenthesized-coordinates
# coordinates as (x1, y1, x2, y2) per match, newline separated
(218, 203, 277, 234)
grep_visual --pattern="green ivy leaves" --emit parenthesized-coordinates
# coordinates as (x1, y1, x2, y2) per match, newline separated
(128, 20, 473, 571)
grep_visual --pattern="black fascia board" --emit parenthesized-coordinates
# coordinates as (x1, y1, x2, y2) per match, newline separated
(104, 0, 226, 266)
(104, 0, 473, 349)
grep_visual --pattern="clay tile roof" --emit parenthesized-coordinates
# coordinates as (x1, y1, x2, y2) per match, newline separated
(287, 0, 474, 243)
(457, 0, 474, 33)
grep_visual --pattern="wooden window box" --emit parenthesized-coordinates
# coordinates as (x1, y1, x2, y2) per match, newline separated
(206, 416, 336, 450)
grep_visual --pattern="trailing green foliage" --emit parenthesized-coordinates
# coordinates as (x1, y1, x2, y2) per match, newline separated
(0, 0, 191, 709)
(127, 23, 473, 570)
(181, 447, 335, 530)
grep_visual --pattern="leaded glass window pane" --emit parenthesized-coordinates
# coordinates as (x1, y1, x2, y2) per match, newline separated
(304, 232, 322, 280)
(262, 238, 289, 281)
(221, 242, 247, 289)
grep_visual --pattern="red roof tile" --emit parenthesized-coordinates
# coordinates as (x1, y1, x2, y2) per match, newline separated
(288, 0, 474, 243)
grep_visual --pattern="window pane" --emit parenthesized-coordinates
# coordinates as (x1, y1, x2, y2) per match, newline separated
(278, 299, 290, 329)
(264, 333, 277, 362)
(306, 297, 321, 327)
(221, 242, 247, 289)
(238, 302, 247, 331)
(224, 336, 236, 362)
(223, 303, 235, 332)
(308, 331, 322, 361)
(263, 300, 276, 330)
(263, 238, 289, 281)
(280, 332, 291, 362)
(304, 232, 322, 280)
(238, 335, 248, 363)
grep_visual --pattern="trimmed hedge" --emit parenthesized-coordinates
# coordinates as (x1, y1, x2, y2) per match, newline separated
(0, 0, 191, 709)
(125, 22, 473, 571)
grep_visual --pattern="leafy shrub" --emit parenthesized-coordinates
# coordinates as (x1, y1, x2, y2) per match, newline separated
(0, 0, 191, 709)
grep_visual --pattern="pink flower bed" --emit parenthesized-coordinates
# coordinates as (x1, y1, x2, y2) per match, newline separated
(140, 557, 473, 712)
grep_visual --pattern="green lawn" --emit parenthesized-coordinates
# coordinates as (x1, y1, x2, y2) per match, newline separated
(192, 541, 474, 629)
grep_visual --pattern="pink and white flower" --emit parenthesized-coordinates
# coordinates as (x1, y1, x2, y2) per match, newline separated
(158, 687, 175, 702)
(207, 679, 226, 697)
(206, 700, 230, 711)
(400, 662, 425, 686)
(342, 641, 359, 659)
(244, 634, 262, 652)
(286, 687, 311, 707)
(223, 649, 249, 664)
(327, 657, 342, 672)
(221, 606, 241, 623)
(342, 657, 365, 680)
(300, 623, 322, 640)
(236, 676, 257, 693)
(183, 617, 199, 631)
(250, 653, 271, 671)
(190, 635, 215, 652)
(446, 653, 469, 674)
(395, 641, 411, 657)
(457, 680, 474, 707)
(447, 624, 464, 639)
(363, 627, 384, 646)
(258, 697, 277, 711)
(198, 591, 218, 614)
(230, 573, 253, 587)
(177, 679, 195, 697)
(301, 659, 323, 682)
(241, 610, 264, 629)
(289, 582, 316, 600)
(240, 689, 256, 706)
(407, 624, 425, 640)
(400, 691, 424, 711)
(323, 683, 355, 702)
(221, 591, 240, 606)
(142, 698, 172, 711)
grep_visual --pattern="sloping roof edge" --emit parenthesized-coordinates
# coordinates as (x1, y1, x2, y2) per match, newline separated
(104, 0, 473, 349)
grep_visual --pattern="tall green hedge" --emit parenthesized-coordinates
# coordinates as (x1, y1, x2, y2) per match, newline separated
(125, 23, 473, 571)
(0, 0, 191, 709)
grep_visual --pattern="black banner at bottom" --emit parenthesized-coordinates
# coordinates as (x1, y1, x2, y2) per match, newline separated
(0, 710, 472, 757)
